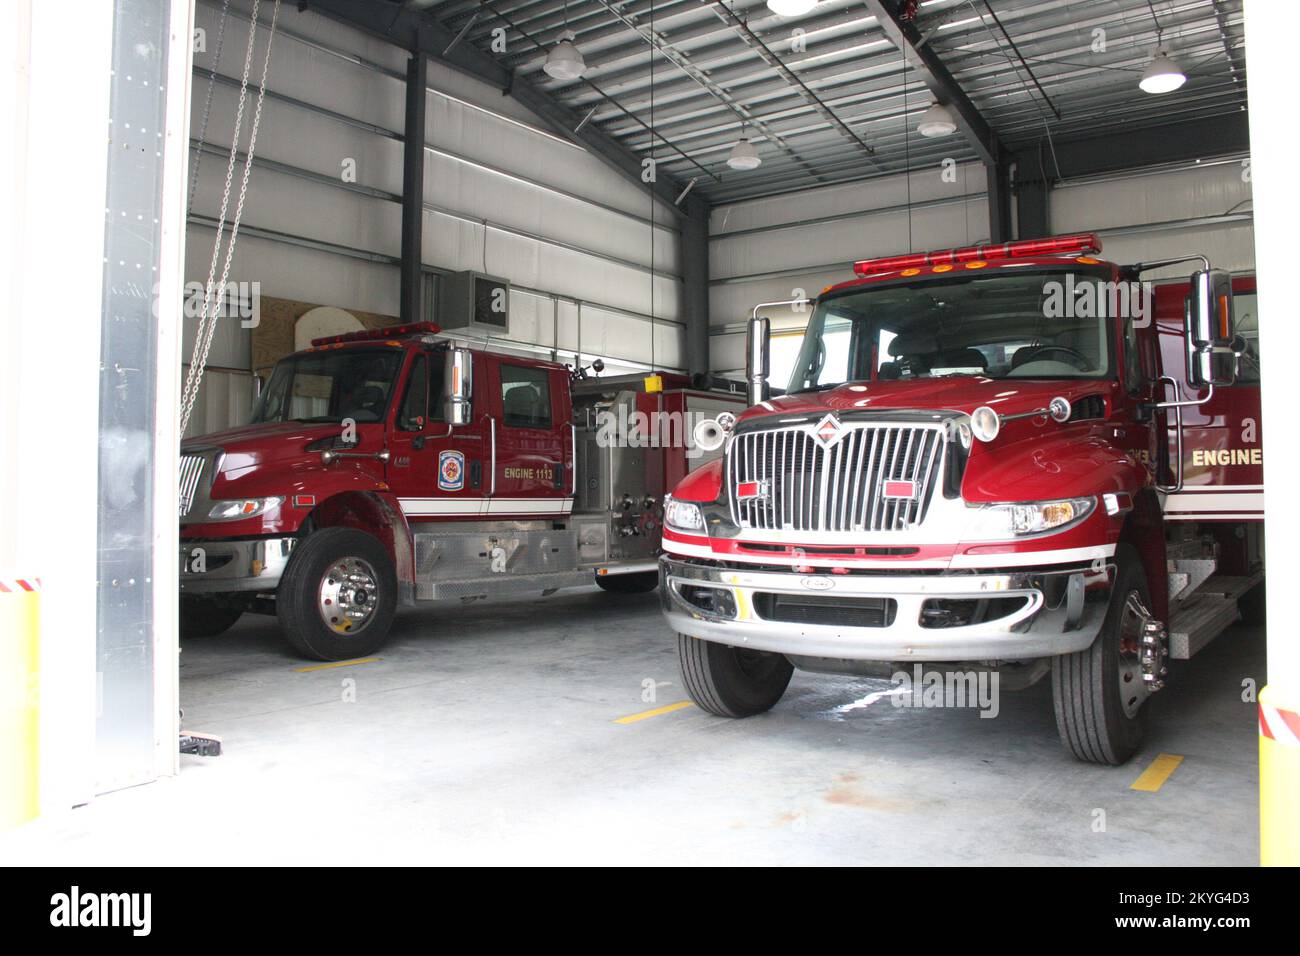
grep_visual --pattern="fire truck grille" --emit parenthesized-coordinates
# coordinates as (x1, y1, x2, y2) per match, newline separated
(178, 454, 206, 518)
(728, 424, 945, 533)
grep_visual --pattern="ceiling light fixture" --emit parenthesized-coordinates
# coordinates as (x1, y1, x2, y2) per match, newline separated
(544, 30, 586, 81)
(917, 102, 956, 137)
(767, 0, 819, 16)
(1139, 47, 1186, 94)
(727, 127, 762, 170)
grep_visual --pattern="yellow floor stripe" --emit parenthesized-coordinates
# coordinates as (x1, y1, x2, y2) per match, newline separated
(615, 700, 694, 724)
(294, 657, 382, 673)
(1131, 753, 1184, 792)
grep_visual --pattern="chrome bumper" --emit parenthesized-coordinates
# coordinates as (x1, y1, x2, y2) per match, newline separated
(179, 537, 296, 594)
(659, 556, 1114, 662)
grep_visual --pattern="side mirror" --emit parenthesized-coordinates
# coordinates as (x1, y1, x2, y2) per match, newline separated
(443, 348, 473, 425)
(1186, 268, 1238, 388)
(746, 315, 770, 405)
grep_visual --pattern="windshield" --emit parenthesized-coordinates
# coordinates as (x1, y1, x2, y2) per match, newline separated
(251, 348, 404, 424)
(787, 269, 1115, 393)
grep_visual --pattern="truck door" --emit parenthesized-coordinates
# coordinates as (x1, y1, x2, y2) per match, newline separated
(1154, 276, 1263, 523)
(487, 357, 572, 519)
(385, 349, 490, 520)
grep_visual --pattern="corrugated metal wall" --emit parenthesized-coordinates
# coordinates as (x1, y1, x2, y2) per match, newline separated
(184, 0, 682, 435)
(1049, 157, 1255, 279)
(708, 162, 989, 381)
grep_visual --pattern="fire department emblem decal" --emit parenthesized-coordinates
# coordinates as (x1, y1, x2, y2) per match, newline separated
(438, 450, 465, 491)
(812, 413, 846, 449)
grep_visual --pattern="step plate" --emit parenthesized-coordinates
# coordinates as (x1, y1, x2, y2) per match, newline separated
(1169, 594, 1242, 660)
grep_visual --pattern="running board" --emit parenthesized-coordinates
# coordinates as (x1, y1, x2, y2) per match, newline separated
(1167, 571, 1262, 659)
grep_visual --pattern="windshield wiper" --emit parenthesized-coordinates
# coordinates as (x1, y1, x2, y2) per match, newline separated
(790, 382, 841, 394)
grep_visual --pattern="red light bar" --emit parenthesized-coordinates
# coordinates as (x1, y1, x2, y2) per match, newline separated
(852, 233, 1101, 276)
(311, 322, 442, 347)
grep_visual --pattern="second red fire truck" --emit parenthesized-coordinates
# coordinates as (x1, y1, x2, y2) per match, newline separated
(178, 325, 742, 660)
(661, 233, 1263, 764)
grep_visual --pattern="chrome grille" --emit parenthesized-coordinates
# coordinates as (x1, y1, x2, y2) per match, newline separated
(178, 454, 206, 518)
(728, 423, 946, 533)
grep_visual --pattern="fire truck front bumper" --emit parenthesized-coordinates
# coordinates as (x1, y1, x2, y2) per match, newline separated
(659, 556, 1115, 662)
(179, 537, 297, 594)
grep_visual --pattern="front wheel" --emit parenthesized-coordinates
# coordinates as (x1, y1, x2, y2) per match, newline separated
(1051, 545, 1156, 765)
(277, 527, 397, 661)
(677, 633, 792, 717)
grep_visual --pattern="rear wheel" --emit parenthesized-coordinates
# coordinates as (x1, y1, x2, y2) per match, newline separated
(677, 633, 792, 717)
(1051, 545, 1155, 765)
(595, 571, 658, 594)
(179, 597, 243, 639)
(277, 527, 396, 661)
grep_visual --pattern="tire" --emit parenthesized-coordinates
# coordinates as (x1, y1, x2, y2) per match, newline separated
(276, 527, 397, 661)
(677, 633, 793, 717)
(1051, 544, 1154, 765)
(595, 571, 659, 594)
(179, 597, 243, 639)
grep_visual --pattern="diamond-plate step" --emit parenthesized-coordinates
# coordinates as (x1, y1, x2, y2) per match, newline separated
(1169, 593, 1243, 660)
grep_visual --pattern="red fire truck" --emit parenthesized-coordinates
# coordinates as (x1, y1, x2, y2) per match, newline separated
(178, 323, 742, 660)
(660, 234, 1263, 764)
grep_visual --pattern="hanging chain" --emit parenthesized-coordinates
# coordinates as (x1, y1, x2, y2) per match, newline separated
(180, 0, 281, 436)
(180, 0, 262, 432)
(188, 0, 232, 212)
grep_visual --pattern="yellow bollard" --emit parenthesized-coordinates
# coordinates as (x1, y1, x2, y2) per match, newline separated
(0, 577, 40, 829)
(1259, 684, 1300, 866)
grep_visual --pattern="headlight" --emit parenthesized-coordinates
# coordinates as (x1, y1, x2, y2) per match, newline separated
(963, 496, 1094, 539)
(970, 406, 1000, 443)
(664, 496, 705, 533)
(207, 496, 284, 521)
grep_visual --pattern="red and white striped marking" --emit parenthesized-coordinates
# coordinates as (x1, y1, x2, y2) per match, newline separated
(0, 577, 41, 593)
(1260, 703, 1300, 747)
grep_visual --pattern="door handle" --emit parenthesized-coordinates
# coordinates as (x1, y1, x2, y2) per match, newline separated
(412, 436, 426, 450)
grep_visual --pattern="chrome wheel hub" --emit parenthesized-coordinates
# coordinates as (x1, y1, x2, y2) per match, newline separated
(317, 557, 380, 636)
(1117, 591, 1167, 718)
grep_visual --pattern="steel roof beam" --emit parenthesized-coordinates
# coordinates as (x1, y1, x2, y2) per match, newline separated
(709, 2, 879, 171)
(585, 0, 827, 184)
(861, 0, 1001, 167)
(306, 0, 711, 221)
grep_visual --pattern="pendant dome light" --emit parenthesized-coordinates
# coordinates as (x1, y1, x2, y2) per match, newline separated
(1139, 47, 1186, 94)
(767, 0, 819, 16)
(544, 3, 586, 81)
(727, 129, 762, 171)
(917, 102, 956, 137)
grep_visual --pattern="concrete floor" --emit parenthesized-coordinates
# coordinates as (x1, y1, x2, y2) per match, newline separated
(3, 588, 1262, 865)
